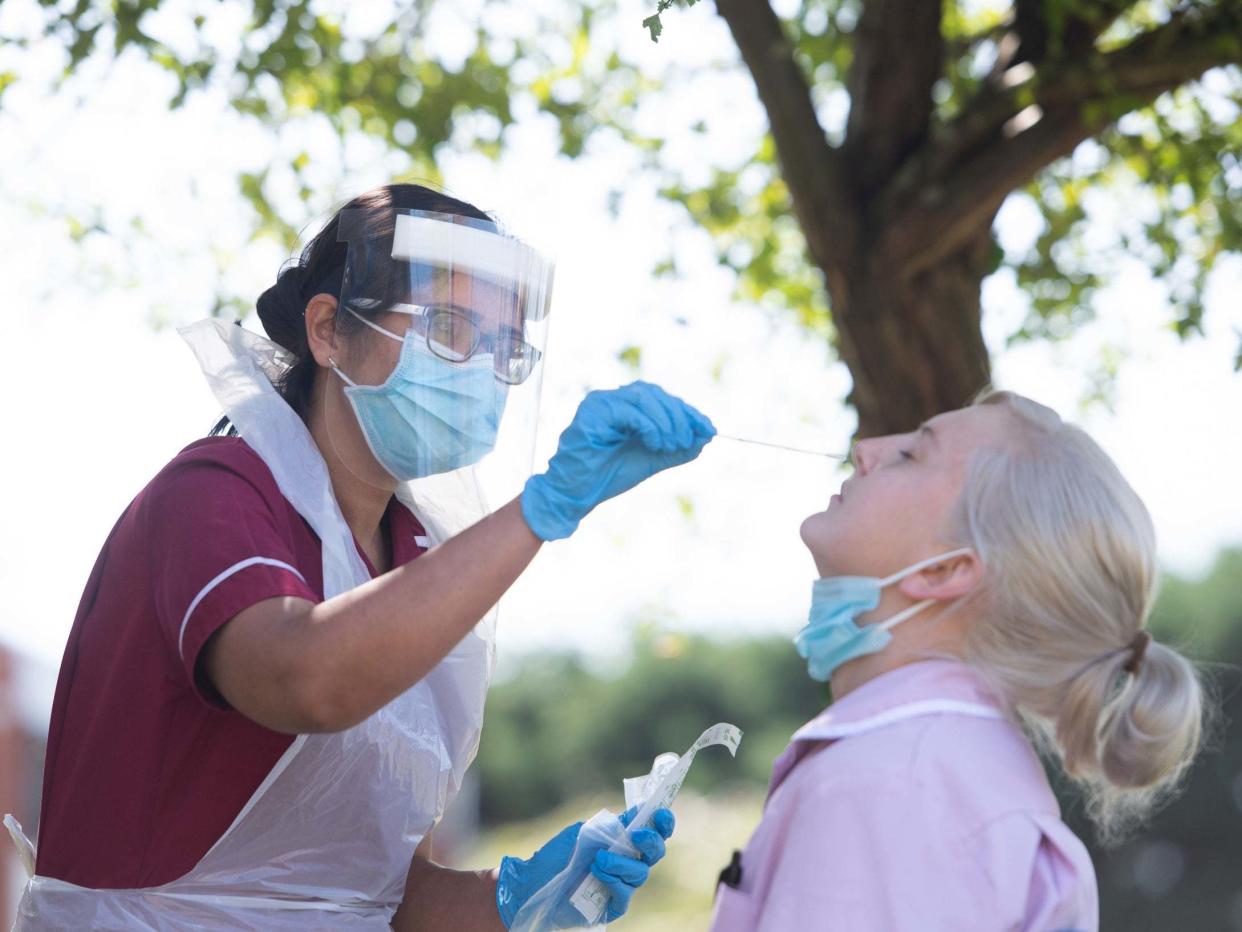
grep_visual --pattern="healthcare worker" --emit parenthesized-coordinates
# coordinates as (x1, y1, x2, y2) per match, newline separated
(6, 184, 713, 929)
(710, 391, 1207, 931)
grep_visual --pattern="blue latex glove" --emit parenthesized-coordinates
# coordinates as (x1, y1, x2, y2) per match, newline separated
(495, 807, 676, 928)
(521, 382, 716, 541)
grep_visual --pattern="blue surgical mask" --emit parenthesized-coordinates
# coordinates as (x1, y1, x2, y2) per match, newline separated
(331, 316, 507, 481)
(794, 548, 973, 682)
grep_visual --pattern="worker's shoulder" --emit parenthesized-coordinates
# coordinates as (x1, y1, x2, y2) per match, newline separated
(152, 435, 282, 500)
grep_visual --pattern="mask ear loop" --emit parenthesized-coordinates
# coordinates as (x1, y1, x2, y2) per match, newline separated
(877, 599, 937, 632)
(875, 547, 975, 633)
(332, 306, 419, 388)
(346, 305, 409, 342)
(328, 357, 357, 388)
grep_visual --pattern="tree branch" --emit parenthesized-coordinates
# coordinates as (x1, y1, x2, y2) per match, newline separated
(842, 0, 944, 197)
(946, 15, 1014, 62)
(880, 2, 1242, 276)
(919, 3, 1213, 196)
(1011, 0, 1134, 64)
(714, 0, 857, 284)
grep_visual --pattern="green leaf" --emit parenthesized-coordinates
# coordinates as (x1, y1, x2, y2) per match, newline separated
(643, 13, 663, 42)
(642, 0, 701, 43)
(618, 345, 644, 370)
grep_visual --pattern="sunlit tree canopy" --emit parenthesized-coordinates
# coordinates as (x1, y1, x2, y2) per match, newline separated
(4, 0, 1239, 432)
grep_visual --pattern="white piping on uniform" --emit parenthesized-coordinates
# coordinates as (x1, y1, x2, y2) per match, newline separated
(178, 557, 307, 660)
(792, 699, 1005, 743)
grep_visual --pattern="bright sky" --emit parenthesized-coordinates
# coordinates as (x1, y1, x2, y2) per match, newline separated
(2, 0, 1241, 691)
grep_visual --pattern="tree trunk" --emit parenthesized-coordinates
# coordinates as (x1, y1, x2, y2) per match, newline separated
(830, 222, 995, 438)
(714, 0, 1242, 442)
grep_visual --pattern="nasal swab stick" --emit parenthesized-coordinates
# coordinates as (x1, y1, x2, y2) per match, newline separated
(716, 433, 849, 460)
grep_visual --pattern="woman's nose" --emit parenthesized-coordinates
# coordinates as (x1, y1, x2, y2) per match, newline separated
(852, 439, 874, 475)
(853, 434, 903, 474)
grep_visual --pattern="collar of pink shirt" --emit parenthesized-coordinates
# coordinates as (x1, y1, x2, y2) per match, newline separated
(770, 659, 1010, 796)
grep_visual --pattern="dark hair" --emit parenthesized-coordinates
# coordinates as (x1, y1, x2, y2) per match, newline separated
(211, 183, 492, 435)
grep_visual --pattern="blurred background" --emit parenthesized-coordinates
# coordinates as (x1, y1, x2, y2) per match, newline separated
(2, 0, 1241, 928)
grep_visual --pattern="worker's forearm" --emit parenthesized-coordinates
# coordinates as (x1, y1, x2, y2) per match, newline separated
(301, 496, 541, 729)
(390, 857, 505, 932)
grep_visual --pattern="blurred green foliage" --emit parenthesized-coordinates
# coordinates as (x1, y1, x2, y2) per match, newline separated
(476, 548, 1242, 928)
(1149, 546, 1242, 657)
(477, 626, 826, 824)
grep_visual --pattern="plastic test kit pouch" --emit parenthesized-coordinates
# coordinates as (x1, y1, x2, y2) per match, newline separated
(510, 722, 743, 931)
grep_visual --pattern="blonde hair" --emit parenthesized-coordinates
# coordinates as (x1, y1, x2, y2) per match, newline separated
(950, 390, 1206, 843)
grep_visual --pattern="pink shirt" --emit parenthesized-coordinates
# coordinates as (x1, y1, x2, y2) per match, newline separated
(710, 660, 1098, 932)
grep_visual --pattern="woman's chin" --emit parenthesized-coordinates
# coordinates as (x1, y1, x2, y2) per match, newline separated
(799, 510, 835, 555)
(802, 505, 863, 576)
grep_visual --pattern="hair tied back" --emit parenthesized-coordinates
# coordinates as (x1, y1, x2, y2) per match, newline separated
(1123, 630, 1152, 676)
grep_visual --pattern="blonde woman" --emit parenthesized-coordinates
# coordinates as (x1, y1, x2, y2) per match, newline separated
(709, 392, 1205, 932)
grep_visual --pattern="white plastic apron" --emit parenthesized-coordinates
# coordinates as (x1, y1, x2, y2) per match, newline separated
(6, 319, 498, 929)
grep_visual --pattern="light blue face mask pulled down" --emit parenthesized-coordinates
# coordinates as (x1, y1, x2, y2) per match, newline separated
(794, 548, 974, 682)
(332, 315, 508, 481)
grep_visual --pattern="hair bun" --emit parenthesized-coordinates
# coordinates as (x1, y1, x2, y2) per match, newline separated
(256, 263, 311, 352)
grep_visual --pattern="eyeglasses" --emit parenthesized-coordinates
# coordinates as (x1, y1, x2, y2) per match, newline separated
(409, 304, 542, 386)
(356, 302, 543, 386)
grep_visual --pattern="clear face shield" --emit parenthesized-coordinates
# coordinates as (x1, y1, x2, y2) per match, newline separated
(325, 208, 554, 524)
